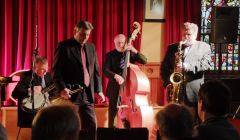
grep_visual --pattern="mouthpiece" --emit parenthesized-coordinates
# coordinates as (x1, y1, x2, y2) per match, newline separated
(180, 40, 187, 45)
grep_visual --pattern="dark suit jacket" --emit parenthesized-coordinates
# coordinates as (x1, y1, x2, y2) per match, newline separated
(0, 123, 7, 140)
(52, 38, 102, 103)
(12, 70, 53, 127)
(196, 117, 240, 140)
(160, 42, 212, 88)
(160, 43, 178, 88)
(103, 49, 147, 106)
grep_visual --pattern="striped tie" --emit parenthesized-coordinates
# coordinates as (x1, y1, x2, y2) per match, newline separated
(120, 55, 125, 69)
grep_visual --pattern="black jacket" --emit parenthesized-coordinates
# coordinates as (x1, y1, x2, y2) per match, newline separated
(196, 117, 240, 140)
(12, 70, 53, 127)
(52, 38, 103, 103)
(103, 49, 147, 105)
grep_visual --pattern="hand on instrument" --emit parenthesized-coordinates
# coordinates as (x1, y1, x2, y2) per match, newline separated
(174, 52, 182, 60)
(114, 74, 124, 85)
(175, 62, 191, 72)
(60, 88, 71, 99)
(175, 62, 184, 72)
(98, 92, 106, 103)
(174, 52, 184, 72)
(125, 43, 138, 54)
(33, 86, 42, 94)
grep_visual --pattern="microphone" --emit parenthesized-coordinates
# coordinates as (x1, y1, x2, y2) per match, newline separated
(34, 47, 39, 55)
(180, 40, 188, 46)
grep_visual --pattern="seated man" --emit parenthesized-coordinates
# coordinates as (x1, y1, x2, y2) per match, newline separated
(195, 80, 240, 140)
(12, 56, 54, 128)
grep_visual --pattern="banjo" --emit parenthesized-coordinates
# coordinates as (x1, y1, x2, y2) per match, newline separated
(21, 83, 56, 112)
(21, 84, 83, 112)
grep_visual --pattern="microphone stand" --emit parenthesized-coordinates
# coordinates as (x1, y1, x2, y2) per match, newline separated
(30, 0, 39, 120)
(30, 47, 38, 118)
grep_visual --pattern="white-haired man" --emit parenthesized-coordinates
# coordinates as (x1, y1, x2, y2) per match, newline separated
(161, 22, 213, 123)
(103, 34, 147, 128)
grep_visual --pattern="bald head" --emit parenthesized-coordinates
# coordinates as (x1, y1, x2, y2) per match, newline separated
(114, 34, 127, 52)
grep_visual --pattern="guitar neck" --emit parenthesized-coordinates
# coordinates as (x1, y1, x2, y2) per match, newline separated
(69, 85, 84, 95)
(41, 84, 55, 94)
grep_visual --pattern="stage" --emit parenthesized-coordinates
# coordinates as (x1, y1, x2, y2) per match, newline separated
(0, 106, 163, 140)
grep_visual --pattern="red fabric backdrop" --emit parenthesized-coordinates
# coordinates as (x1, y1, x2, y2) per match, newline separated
(0, 0, 144, 96)
(0, 0, 144, 76)
(0, 0, 201, 100)
(164, 0, 201, 55)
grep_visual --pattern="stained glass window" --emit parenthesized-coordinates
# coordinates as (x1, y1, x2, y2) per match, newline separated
(200, 0, 240, 75)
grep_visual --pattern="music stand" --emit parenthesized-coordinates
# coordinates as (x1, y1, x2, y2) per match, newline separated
(0, 83, 4, 108)
(0, 77, 13, 107)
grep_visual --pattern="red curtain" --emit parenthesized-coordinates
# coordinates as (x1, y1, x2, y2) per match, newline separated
(0, 0, 144, 97)
(0, 0, 201, 102)
(164, 0, 201, 55)
(0, 0, 144, 77)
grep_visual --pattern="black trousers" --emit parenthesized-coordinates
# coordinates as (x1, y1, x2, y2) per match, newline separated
(77, 103, 97, 140)
(75, 87, 97, 140)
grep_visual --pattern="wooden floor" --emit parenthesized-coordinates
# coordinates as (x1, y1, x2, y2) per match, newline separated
(0, 106, 163, 140)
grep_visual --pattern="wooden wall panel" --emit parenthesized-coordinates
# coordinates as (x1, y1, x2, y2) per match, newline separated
(139, 63, 164, 106)
(1, 106, 164, 140)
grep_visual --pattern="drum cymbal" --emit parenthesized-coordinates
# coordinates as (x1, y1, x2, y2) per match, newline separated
(0, 76, 13, 84)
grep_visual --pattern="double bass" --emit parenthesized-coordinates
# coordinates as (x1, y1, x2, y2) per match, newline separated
(117, 22, 154, 132)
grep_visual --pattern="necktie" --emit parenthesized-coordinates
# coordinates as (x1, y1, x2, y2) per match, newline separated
(120, 55, 125, 69)
(41, 77, 46, 88)
(81, 46, 90, 87)
(42, 77, 49, 106)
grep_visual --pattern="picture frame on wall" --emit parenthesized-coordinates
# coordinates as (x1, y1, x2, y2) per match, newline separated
(144, 0, 165, 22)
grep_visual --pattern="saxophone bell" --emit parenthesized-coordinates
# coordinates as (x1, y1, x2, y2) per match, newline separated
(170, 72, 183, 84)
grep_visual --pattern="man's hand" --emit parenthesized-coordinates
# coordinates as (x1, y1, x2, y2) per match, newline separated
(98, 92, 105, 103)
(33, 86, 42, 94)
(114, 74, 124, 85)
(175, 62, 184, 72)
(174, 52, 184, 72)
(125, 43, 138, 54)
(60, 88, 71, 99)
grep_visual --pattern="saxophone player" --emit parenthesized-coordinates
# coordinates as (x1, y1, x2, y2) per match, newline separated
(160, 22, 213, 123)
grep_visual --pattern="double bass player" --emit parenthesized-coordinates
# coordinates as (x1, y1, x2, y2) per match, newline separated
(103, 33, 147, 128)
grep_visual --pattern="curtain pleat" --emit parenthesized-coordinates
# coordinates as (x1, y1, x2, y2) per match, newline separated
(0, 0, 144, 97)
(164, 0, 201, 56)
(0, 0, 143, 76)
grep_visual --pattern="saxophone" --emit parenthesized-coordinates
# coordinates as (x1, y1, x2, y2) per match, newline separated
(167, 40, 186, 103)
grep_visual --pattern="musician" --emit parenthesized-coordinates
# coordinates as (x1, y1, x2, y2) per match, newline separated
(160, 22, 212, 122)
(52, 20, 105, 140)
(103, 34, 147, 128)
(12, 56, 53, 128)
